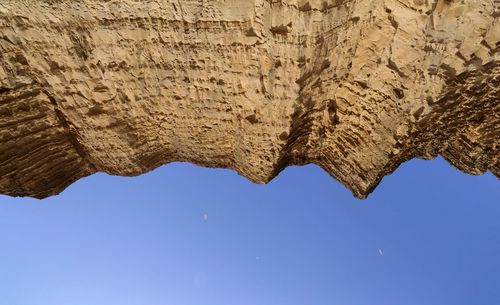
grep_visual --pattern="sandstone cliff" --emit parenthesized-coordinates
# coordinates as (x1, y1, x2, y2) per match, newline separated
(0, 0, 498, 198)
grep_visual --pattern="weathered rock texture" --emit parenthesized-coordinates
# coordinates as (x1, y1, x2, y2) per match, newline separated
(0, 0, 498, 198)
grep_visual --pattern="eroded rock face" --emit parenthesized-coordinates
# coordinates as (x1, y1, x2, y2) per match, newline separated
(0, 0, 498, 198)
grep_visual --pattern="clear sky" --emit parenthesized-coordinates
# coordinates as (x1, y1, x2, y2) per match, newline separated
(0, 157, 499, 305)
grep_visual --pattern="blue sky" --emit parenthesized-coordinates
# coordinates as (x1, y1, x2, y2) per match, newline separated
(0, 157, 499, 305)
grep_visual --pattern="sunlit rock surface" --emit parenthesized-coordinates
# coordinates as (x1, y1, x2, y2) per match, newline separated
(0, 0, 498, 198)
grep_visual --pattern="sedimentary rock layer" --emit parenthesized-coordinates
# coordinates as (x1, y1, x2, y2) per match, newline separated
(0, 0, 498, 198)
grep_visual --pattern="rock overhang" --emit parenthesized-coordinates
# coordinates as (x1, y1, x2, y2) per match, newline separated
(0, 0, 498, 199)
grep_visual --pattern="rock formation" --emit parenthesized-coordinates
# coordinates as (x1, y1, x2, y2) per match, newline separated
(0, 0, 498, 199)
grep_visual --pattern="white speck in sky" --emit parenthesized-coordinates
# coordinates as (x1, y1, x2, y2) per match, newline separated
(203, 214, 208, 221)
(379, 249, 384, 256)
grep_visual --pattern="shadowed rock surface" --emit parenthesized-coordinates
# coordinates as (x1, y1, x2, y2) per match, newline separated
(0, 0, 498, 198)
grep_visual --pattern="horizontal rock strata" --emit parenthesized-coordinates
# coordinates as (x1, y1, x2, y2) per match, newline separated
(0, 0, 498, 198)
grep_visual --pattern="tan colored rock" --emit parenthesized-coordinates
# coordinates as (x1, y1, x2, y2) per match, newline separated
(0, 0, 498, 198)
